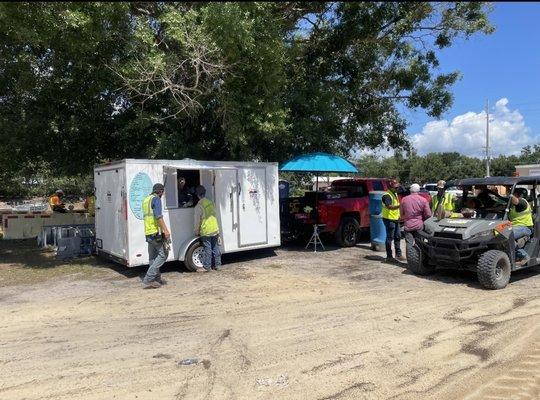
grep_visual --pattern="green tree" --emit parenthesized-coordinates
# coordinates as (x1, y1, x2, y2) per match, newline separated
(0, 2, 494, 196)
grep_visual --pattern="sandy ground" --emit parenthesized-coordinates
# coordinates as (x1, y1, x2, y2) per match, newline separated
(0, 240, 538, 400)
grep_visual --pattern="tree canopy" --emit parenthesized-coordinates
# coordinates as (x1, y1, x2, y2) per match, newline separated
(0, 2, 495, 195)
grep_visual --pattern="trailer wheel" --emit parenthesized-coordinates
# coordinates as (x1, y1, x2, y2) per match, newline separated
(406, 242, 435, 275)
(477, 250, 511, 290)
(336, 217, 360, 247)
(184, 241, 204, 272)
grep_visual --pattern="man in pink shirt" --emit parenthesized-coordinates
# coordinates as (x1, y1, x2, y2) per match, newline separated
(401, 183, 432, 247)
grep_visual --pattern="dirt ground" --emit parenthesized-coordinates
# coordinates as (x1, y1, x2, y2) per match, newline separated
(0, 239, 538, 400)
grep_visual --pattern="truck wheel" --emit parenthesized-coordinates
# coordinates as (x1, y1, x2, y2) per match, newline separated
(336, 217, 360, 247)
(477, 250, 511, 290)
(184, 240, 204, 272)
(406, 243, 435, 275)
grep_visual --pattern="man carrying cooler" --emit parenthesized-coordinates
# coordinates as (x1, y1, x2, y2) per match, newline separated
(142, 183, 170, 289)
(194, 185, 221, 271)
(382, 179, 405, 262)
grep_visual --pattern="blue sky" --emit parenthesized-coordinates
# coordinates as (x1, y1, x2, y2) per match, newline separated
(405, 2, 540, 157)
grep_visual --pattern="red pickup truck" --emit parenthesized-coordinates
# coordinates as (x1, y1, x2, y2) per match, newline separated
(280, 178, 431, 247)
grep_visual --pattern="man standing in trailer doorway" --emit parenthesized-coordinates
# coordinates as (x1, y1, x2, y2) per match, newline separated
(194, 185, 222, 271)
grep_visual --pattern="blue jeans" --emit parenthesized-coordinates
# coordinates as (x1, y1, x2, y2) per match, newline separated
(201, 236, 221, 270)
(513, 226, 532, 260)
(383, 218, 402, 258)
(143, 238, 169, 283)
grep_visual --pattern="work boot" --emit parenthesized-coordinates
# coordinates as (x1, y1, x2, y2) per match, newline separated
(143, 281, 161, 289)
(396, 255, 407, 262)
(156, 278, 167, 285)
(211, 266, 221, 271)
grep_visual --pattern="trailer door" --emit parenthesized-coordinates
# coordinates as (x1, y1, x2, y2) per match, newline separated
(237, 167, 268, 247)
(95, 167, 127, 259)
(214, 169, 239, 251)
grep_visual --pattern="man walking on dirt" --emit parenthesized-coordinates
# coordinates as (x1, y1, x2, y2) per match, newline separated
(142, 183, 170, 289)
(401, 183, 431, 247)
(382, 179, 405, 262)
(194, 185, 221, 271)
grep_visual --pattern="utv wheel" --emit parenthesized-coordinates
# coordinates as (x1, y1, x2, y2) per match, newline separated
(406, 242, 435, 275)
(336, 217, 360, 247)
(477, 250, 511, 290)
(184, 240, 204, 272)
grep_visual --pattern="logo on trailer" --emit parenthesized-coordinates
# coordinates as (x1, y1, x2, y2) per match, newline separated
(129, 172, 154, 220)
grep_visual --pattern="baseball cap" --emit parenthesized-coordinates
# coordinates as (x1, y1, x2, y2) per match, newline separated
(152, 183, 165, 193)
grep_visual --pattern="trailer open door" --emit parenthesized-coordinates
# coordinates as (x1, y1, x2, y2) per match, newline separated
(237, 167, 268, 247)
(163, 165, 240, 252)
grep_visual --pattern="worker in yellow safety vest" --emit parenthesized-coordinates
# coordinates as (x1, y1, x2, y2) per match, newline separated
(509, 187, 534, 265)
(84, 189, 96, 217)
(141, 183, 170, 289)
(194, 185, 222, 271)
(431, 180, 456, 220)
(382, 178, 405, 262)
(49, 190, 67, 213)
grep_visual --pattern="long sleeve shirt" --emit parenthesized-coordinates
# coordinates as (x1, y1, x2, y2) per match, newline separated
(401, 193, 432, 232)
(194, 201, 203, 235)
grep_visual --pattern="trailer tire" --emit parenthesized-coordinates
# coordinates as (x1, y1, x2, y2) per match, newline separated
(406, 242, 435, 275)
(184, 240, 204, 272)
(336, 217, 360, 247)
(477, 250, 511, 290)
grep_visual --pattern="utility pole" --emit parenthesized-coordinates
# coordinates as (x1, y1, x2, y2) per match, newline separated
(485, 99, 490, 177)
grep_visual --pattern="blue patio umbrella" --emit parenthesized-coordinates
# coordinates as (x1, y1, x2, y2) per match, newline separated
(280, 153, 359, 252)
(280, 152, 358, 174)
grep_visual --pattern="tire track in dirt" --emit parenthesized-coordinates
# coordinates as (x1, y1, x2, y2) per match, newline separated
(463, 340, 540, 400)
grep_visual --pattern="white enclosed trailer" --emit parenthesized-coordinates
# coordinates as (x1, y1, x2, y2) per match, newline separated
(94, 159, 280, 270)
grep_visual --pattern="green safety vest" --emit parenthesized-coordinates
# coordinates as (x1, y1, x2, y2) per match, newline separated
(509, 199, 533, 227)
(142, 194, 160, 236)
(199, 198, 219, 236)
(382, 190, 400, 221)
(432, 192, 455, 213)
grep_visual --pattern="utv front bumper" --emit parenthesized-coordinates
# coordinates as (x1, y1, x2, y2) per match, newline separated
(415, 230, 507, 268)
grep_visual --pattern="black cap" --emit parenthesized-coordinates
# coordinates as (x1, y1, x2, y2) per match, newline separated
(152, 183, 165, 193)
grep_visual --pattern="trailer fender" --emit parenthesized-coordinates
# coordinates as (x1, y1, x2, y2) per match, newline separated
(177, 237, 200, 262)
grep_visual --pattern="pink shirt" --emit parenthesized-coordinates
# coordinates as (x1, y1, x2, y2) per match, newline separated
(401, 193, 432, 232)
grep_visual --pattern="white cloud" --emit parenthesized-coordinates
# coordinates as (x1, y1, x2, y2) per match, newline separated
(411, 98, 534, 157)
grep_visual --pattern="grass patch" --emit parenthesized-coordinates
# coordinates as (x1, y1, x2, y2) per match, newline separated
(0, 239, 117, 287)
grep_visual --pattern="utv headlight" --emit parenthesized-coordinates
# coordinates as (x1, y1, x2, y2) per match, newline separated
(469, 231, 493, 240)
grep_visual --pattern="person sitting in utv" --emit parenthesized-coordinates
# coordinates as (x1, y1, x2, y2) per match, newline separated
(509, 188, 534, 264)
(476, 185, 507, 209)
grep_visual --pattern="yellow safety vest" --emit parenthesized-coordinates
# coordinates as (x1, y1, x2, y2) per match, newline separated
(382, 190, 400, 221)
(199, 198, 219, 236)
(87, 195, 96, 216)
(509, 199, 533, 227)
(432, 192, 455, 213)
(142, 194, 160, 236)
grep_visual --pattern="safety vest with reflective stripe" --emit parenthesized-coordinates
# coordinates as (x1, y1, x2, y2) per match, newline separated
(382, 191, 400, 221)
(199, 198, 219, 236)
(431, 192, 455, 213)
(142, 194, 160, 236)
(509, 199, 533, 227)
